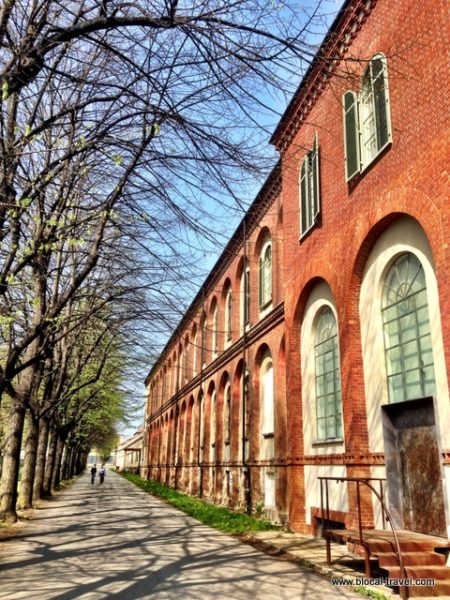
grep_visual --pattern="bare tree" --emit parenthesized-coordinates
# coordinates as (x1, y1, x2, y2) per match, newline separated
(0, 0, 329, 521)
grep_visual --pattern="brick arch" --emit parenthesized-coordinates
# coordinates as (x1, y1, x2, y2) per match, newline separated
(253, 226, 272, 260)
(347, 210, 443, 320)
(234, 254, 248, 290)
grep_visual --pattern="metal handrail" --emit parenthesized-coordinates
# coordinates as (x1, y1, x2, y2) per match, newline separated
(318, 476, 408, 600)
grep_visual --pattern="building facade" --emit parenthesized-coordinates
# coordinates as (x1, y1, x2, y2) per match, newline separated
(143, 0, 450, 538)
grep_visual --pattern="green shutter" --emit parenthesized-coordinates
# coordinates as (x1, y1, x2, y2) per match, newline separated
(300, 158, 308, 235)
(312, 134, 320, 222)
(343, 90, 360, 181)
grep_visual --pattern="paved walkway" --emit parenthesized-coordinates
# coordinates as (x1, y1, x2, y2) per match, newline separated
(0, 471, 357, 600)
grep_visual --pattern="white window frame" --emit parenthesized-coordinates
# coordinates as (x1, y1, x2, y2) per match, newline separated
(261, 355, 274, 436)
(225, 286, 232, 346)
(211, 303, 218, 358)
(223, 380, 231, 446)
(240, 263, 251, 334)
(314, 305, 343, 441)
(259, 238, 272, 309)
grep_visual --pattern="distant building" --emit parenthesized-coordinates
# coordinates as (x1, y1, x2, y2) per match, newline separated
(142, 0, 450, 543)
(115, 431, 143, 473)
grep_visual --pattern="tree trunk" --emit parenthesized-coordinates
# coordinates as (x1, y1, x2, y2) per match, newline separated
(76, 449, 87, 475)
(42, 428, 57, 496)
(62, 445, 73, 481)
(33, 418, 49, 502)
(17, 412, 39, 509)
(0, 402, 26, 522)
(51, 437, 64, 491)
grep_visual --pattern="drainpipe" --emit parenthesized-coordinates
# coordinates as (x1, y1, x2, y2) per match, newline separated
(198, 286, 205, 498)
(174, 336, 181, 489)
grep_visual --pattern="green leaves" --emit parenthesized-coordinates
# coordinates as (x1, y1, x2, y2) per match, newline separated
(2, 80, 9, 101)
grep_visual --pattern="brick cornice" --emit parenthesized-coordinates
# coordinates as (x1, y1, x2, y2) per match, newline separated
(271, 0, 378, 152)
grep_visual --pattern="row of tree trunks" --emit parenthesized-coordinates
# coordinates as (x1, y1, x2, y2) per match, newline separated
(0, 409, 86, 522)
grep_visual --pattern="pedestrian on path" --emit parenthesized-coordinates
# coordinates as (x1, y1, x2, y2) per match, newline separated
(90, 464, 97, 484)
(98, 464, 106, 484)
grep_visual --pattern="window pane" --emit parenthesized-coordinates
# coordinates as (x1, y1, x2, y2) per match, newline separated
(404, 369, 422, 399)
(388, 374, 403, 403)
(384, 318, 399, 347)
(386, 346, 401, 375)
(317, 417, 326, 439)
(326, 416, 337, 439)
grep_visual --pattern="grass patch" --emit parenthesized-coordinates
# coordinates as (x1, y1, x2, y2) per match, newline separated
(354, 586, 393, 600)
(119, 472, 280, 534)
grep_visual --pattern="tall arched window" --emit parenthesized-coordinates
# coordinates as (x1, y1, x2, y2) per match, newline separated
(211, 301, 218, 358)
(224, 380, 231, 445)
(198, 393, 204, 461)
(261, 354, 274, 436)
(259, 236, 272, 309)
(315, 306, 342, 440)
(184, 336, 189, 382)
(192, 328, 197, 376)
(382, 253, 436, 403)
(225, 285, 232, 345)
(201, 312, 207, 367)
(240, 261, 250, 333)
(210, 390, 217, 450)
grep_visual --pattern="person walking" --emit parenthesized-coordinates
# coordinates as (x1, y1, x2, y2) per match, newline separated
(98, 464, 106, 484)
(90, 464, 97, 485)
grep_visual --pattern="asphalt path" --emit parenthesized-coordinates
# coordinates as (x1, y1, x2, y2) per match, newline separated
(0, 470, 355, 599)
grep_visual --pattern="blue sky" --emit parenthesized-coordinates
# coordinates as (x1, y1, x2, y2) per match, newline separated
(120, 0, 345, 436)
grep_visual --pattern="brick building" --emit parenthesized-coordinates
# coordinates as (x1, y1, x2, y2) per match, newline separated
(143, 0, 450, 539)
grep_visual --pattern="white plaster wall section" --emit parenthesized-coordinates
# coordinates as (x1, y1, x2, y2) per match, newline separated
(370, 464, 388, 529)
(443, 464, 450, 539)
(304, 464, 348, 526)
(301, 281, 345, 455)
(359, 216, 450, 453)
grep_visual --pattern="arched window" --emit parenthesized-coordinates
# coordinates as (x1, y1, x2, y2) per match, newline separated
(184, 336, 189, 382)
(315, 306, 342, 440)
(192, 329, 197, 376)
(224, 380, 231, 445)
(240, 261, 250, 332)
(211, 302, 218, 358)
(382, 253, 436, 403)
(200, 312, 207, 367)
(198, 393, 204, 461)
(261, 354, 274, 436)
(259, 236, 272, 309)
(210, 390, 217, 450)
(225, 285, 232, 345)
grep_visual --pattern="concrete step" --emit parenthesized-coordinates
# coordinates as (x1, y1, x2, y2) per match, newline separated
(407, 581, 450, 597)
(384, 565, 450, 580)
(377, 551, 446, 567)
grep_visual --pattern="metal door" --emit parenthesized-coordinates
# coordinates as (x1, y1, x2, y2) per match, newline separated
(382, 397, 447, 537)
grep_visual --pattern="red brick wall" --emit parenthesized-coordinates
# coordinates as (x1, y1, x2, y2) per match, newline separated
(144, 0, 449, 533)
(281, 0, 449, 531)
